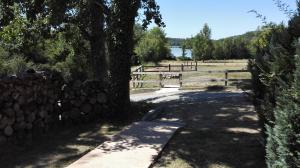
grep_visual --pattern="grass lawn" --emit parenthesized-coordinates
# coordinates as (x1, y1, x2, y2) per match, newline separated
(0, 102, 153, 168)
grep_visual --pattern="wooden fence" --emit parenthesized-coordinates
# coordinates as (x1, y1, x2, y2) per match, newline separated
(131, 69, 249, 88)
(132, 65, 144, 88)
(142, 61, 198, 72)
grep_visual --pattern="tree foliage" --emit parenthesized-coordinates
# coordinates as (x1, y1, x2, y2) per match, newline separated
(0, 0, 164, 118)
(181, 24, 255, 60)
(135, 27, 170, 63)
(213, 36, 252, 59)
(266, 52, 300, 168)
(250, 1, 300, 167)
(192, 23, 214, 61)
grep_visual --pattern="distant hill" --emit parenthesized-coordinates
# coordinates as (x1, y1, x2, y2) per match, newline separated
(168, 30, 259, 59)
(167, 38, 185, 46)
(215, 31, 258, 43)
(168, 31, 258, 46)
(213, 31, 259, 58)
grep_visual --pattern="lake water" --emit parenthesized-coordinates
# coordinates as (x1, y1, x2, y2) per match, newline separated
(170, 47, 192, 58)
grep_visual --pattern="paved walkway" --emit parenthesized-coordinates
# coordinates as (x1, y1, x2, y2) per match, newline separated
(67, 121, 183, 168)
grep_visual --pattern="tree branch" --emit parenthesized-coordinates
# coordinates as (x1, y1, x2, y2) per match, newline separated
(94, 1, 110, 16)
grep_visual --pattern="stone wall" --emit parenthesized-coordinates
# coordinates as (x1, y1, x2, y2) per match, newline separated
(0, 72, 108, 145)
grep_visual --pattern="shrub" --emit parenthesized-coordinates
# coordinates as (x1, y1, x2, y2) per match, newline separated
(176, 56, 192, 61)
(251, 16, 300, 168)
(266, 54, 300, 168)
(4, 56, 35, 76)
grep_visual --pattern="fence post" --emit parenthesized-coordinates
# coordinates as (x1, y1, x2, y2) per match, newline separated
(169, 64, 171, 72)
(195, 61, 198, 71)
(181, 64, 184, 71)
(140, 66, 144, 88)
(191, 62, 193, 69)
(141, 65, 144, 72)
(225, 71, 228, 86)
(138, 74, 141, 88)
(179, 74, 183, 87)
(133, 75, 136, 88)
(140, 75, 144, 88)
(159, 74, 163, 88)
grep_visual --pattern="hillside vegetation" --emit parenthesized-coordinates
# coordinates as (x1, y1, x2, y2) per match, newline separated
(168, 29, 259, 61)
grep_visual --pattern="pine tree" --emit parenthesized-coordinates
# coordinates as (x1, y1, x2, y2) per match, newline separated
(266, 52, 300, 168)
(250, 2, 300, 167)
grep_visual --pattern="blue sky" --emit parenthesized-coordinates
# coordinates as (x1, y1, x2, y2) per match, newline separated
(149, 0, 297, 39)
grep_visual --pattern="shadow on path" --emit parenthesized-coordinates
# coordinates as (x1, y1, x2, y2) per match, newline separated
(0, 122, 123, 168)
(132, 90, 266, 168)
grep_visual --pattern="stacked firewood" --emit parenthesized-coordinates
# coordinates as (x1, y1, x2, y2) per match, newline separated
(61, 80, 108, 122)
(0, 71, 108, 145)
(0, 72, 63, 144)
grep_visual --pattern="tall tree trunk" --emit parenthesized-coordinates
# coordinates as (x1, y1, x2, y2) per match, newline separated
(89, 0, 107, 84)
(107, 0, 140, 119)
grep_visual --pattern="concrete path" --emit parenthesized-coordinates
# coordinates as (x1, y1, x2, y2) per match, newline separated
(67, 121, 183, 168)
(155, 87, 179, 94)
(131, 89, 246, 104)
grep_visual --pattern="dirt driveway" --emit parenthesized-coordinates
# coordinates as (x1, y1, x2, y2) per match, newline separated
(131, 89, 266, 168)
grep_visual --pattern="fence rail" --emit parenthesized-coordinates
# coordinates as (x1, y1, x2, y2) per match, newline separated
(131, 69, 249, 88)
(132, 69, 248, 75)
(142, 62, 198, 72)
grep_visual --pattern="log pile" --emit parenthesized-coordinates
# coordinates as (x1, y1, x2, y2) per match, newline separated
(61, 80, 108, 123)
(0, 72, 63, 144)
(0, 72, 108, 145)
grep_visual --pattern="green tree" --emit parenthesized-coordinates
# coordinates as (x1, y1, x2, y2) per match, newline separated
(135, 27, 170, 63)
(3, 0, 107, 81)
(0, 0, 164, 118)
(250, 2, 300, 167)
(0, 4, 51, 63)
(183, 38, 193, 49)
(192, 33, 205, 61)
(212, 41, 224, 59)
(134, 24, 146, 45)
(181, 43, 187, 58)
(266, 52, 300, 168)
(192, 23, 214, 61)
(132, 24, 146, 65)
(202, 23, 212, 39)
(0, 0, 14, 29)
